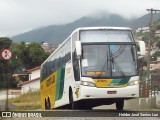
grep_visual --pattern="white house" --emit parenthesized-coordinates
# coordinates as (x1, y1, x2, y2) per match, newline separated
(136, 27, 150, 33)
(18, 66, 41, 94)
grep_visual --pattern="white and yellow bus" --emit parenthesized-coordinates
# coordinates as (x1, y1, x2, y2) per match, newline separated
(40, 27, 139, 110)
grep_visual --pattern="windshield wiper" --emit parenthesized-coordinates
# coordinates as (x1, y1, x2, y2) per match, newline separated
(110, 52, 127, 79)
(112, 45, 126, 58)
(97, 45, 127, 79)
(96, 48, 110, 78)
(110, 45, 127, 78)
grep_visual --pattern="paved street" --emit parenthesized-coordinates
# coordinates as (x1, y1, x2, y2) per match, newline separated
(0, 100, 16, 111)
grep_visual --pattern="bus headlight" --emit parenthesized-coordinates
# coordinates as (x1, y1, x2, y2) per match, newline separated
(128, 80, 139, 86)
(81, 81, 96, 87)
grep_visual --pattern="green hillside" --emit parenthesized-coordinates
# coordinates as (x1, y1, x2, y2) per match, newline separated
(11, 13, 160, 45)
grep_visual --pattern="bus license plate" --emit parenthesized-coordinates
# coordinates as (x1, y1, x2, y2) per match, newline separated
(107, 91, 117, 94)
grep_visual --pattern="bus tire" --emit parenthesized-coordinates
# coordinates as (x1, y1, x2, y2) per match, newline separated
(116, 99, 124, 110)
(47, 97, 51, 110)
(45, 98, 51, 110)
(69, 89, 78, 109)
(45, 99, 50, 110)
(45, 99, 48, 110)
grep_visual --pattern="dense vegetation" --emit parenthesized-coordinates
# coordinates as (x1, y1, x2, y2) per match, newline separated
(11, 41, 50, 69)
(0, 38, 50, 89)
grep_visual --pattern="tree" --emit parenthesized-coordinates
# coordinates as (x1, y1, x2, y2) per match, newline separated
(0, 37, 12, 48)
(27, 42, 50, 68)
(10, 42, 50, 69)
(0, 39, 50, 89)
(154, 20, 160, 30)
(151, 51, 160, 61)
(11, 42, 30, 69)
(156, 40, 160, 49)
(0, 37, 14, 88)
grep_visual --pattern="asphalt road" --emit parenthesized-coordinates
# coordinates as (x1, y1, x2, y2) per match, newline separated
(1, 99, 160, 120)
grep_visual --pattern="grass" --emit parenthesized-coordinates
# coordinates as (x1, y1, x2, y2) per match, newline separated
(9, 90, 41, 110)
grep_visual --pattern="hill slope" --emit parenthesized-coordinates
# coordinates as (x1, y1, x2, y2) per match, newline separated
(11, 13, 160, 45)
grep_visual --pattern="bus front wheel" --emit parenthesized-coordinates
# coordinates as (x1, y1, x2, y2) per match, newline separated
(116, 99, 124, 110)
(69, 89, 92, 110)
(69, 89, 78, 109)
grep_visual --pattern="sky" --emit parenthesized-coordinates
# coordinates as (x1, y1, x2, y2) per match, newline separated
(0, 0, 160, 37)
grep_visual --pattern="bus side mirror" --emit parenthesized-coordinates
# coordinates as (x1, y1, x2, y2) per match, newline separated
(75, 41, 81, 59)
(136, 41, 146, 56)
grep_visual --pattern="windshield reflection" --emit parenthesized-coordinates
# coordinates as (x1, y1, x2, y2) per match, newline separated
(81, 44, 137, 78)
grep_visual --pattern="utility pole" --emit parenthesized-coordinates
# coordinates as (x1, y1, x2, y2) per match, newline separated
(0, 48, 12, 111)
(146, 8, 160, 80)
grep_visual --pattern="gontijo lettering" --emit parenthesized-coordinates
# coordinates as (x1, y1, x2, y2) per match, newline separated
(46, 76, 55, 87)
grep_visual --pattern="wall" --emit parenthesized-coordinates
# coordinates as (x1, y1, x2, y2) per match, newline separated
(21, 79, 40, 94)
(0, 90, 20, 100)
(29, 69, 40, 80)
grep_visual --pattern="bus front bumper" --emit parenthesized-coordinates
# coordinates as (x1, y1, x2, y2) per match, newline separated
(79, 85, 139, 100)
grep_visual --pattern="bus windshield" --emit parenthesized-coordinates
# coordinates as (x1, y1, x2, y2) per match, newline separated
(81, 44, 138, 78)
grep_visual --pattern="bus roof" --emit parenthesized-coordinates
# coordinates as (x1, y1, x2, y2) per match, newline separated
(71, 27, 132, 35)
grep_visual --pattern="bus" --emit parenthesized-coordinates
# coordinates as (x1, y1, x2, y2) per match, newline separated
(40, 27, 139, 110)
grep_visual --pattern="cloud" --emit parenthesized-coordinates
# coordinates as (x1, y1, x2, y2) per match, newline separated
(0, 0, 160, 37)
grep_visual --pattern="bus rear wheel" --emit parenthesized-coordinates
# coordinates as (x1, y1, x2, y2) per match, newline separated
(45, 98, 51, 110)
(116, 99, 124, 110)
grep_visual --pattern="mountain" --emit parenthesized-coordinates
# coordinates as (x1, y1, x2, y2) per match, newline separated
(130, 13, 160, 30)
(11, 13, 160, 45)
